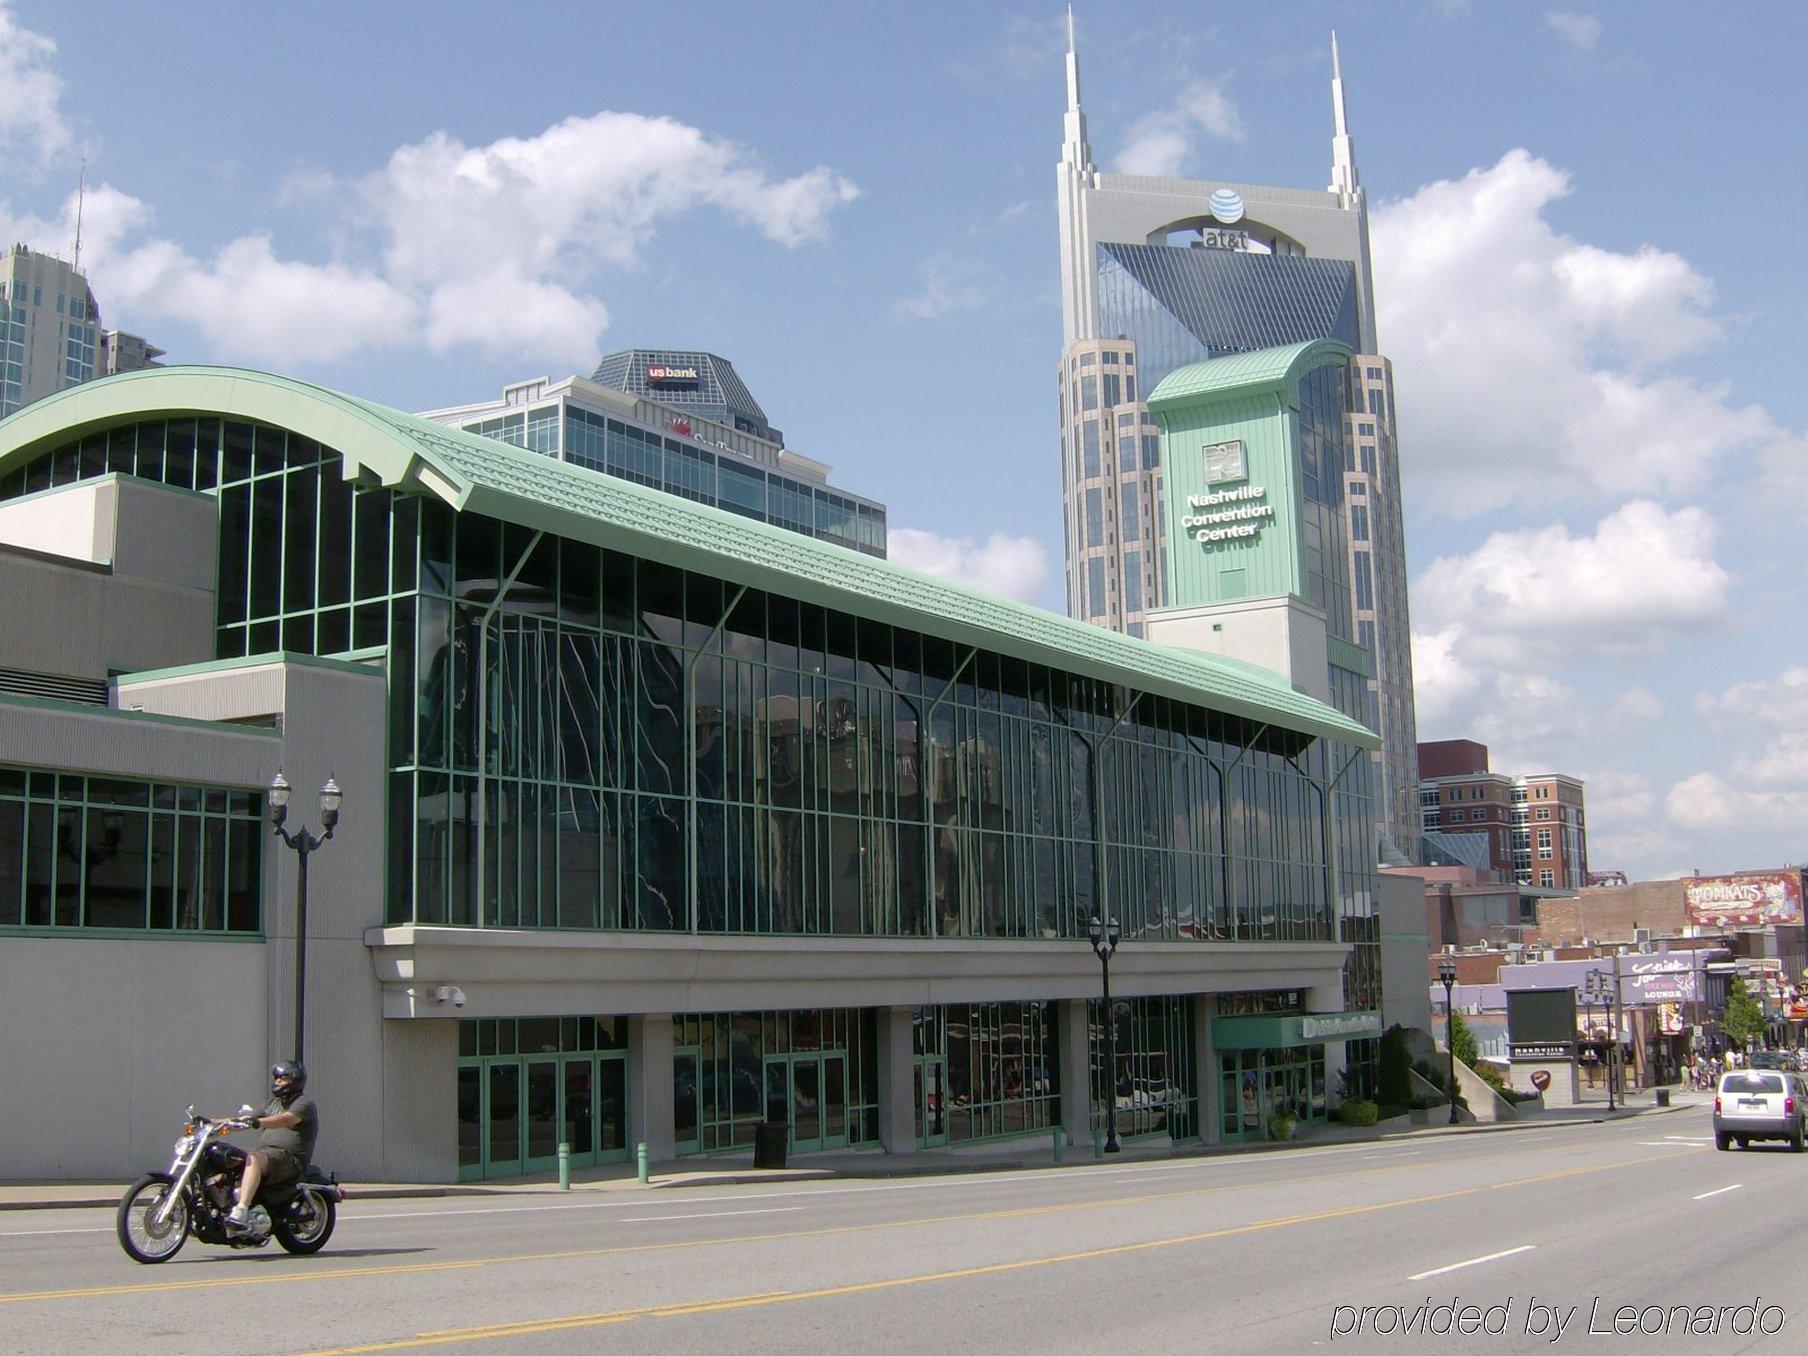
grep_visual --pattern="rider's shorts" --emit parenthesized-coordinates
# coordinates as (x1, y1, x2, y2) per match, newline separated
(259, 1148, 305, 1187)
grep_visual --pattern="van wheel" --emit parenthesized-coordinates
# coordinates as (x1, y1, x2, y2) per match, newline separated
(1794, 1123, 1805, 1153)
(1715, 1132, 1730, 1151)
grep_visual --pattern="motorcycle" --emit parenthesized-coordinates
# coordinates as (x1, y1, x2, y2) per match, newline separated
(115, 1104, 343, 1264)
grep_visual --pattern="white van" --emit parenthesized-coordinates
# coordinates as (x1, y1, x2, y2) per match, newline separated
(1714, 1070, 1807, 1151)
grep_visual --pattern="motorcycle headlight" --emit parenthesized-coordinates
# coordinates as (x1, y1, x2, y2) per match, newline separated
(173, 1135, 196, 1156)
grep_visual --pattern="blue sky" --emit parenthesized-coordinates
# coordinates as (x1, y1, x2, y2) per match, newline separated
(2, 1, 1804, 881)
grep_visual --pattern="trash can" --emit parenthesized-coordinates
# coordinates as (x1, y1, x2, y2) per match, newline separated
(1655, 1088, 1671, 1107)
(753, 1120, 789, 1169)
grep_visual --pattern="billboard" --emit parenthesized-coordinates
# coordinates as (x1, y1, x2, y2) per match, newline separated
(1684, 872, 1803, 929)
(1507, 987, 1577, 1058)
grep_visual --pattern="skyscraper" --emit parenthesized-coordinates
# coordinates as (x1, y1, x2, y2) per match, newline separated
(0, 244, 102, 419)
(1056, 24, 1419, 861)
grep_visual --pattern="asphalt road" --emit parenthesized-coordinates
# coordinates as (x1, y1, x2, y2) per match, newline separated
(1, 1106, 1798, 1353)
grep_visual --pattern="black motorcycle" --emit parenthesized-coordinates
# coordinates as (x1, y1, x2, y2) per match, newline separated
(116, 1104, 343, 1264)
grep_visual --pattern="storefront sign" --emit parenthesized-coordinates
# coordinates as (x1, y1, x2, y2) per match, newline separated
(1685, 872, 1803, 928)
(1510, 1041, 1575, 1060)
(1300, 1013, 1381, 1041)
(1214, 1010, 1380, 1050)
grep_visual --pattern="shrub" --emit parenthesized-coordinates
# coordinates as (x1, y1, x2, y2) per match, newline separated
(1473, 1061, 1508, 1093)
(1450, 1011, 1480, 1069)
(1340, 1098, 1379, 1127)
(1378, 1025, 1414, 1106)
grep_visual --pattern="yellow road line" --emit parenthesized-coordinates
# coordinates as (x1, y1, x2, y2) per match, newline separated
(311, 1189, 1488, 1353)
(1, 1146, 1691, 1310)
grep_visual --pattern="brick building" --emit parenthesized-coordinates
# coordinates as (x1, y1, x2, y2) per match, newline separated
(1417, 740, 1588, 889)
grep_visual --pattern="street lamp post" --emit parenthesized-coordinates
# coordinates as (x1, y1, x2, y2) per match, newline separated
(1087, 914, 1122, 1154)
(1586, 969, 1617, 1111)
(1437, 957, 1459, 1125)
(268, 771, 341, 1064)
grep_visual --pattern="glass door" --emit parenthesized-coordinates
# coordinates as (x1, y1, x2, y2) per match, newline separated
(674, 1045, 703, 1155)
(524, 1059, 561, 1172)
(792, 1056, 823, 1153)
(916, 1055, 948, 1148)
(562, 1058, 595, 1162)
(486, 1060, 523, 1177)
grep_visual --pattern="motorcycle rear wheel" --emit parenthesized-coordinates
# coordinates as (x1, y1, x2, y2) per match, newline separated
(117, 1175, 189, 1264)
(274, 1189, 336, 1255)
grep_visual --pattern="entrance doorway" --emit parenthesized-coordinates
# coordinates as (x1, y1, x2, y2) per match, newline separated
(458, 1050, 628, 1180)
(915, 1055, 948, 1148)
(763, 1052, 851, 1155)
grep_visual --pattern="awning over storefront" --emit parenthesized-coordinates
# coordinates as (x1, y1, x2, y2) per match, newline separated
(1212, 1010, 1381, 1050)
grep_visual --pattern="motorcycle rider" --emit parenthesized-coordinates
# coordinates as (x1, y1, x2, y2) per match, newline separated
(224, 1060, 318, 1233)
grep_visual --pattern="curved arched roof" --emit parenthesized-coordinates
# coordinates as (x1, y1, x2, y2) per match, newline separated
(1146, 338, 1353, 410)
(0, 366, 1376, 747)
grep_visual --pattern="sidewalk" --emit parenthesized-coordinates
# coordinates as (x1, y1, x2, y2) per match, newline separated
(0, 1094, 1692, 1213)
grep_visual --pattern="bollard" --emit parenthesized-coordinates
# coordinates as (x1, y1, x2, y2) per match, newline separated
(1092, 1124, 1104, 1160)
(637, 1141, 650, 1184)
(1052, 1124, 1064, 1164)
(557, 1141, 571, 1191)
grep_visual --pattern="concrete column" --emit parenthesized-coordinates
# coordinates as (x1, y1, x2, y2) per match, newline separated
(628, 1013, 676, 1163)
(876, 1007, 917, 1155)
(1059, 997, 1091, 1147)
(1305, 981, 1349, 1110)
(1192, 998, 1220, 1146)
(1322, 1040, 1348, 1110)
(380, 1017, 460, 1183)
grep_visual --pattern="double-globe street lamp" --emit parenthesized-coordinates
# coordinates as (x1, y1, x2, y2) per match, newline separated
(1585, 969, 1618, 1112)
(1087, 914, 1123, 1154)
(269, 771, 342, 1064)
(1437, 957, 1459, 1125)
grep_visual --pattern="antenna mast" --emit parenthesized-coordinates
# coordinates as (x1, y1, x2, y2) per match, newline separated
(72, 155, 87, 274)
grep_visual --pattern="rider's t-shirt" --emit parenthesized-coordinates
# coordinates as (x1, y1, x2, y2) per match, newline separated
(257, 1095, 319, 1162)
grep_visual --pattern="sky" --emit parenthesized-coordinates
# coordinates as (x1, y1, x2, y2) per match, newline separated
(1, 1, 1804, 882)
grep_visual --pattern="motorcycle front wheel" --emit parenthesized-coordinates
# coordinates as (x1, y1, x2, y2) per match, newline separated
(274, 1188, 336, 1255)
(116, 1175, 189, 1264)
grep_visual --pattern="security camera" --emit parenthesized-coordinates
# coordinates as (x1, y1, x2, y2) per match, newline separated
(431, 985, 467, 1008)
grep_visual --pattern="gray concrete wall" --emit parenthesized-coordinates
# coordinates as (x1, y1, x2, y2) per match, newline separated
(0, 476, 217, 681)
(1379, 871, 1433, 1037)
(0, 935, 268, 1179)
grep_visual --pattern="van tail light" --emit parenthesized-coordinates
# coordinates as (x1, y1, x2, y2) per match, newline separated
(1715, 1096, 1722, 1114)
(1788, 1096, 1796, 1116)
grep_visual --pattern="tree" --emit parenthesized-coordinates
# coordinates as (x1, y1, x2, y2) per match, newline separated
(1721, 977, 1766, 1052)
(1450, 1010, 1480, 1069)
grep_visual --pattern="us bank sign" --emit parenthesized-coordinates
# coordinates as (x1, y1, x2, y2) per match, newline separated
(1180, 439, 1274, 550)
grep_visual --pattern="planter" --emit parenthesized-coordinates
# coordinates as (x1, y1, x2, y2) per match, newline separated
(1268, 1117, 1300, 1142)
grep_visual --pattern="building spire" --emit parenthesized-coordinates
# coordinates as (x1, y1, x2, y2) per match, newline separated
(1063, 4, 1093, 173)
(71, 155, 87, 275)
(1329, 31, 1360, 199)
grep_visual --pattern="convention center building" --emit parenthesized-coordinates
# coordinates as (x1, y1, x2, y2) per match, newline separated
(0, 366, 1380, 1182)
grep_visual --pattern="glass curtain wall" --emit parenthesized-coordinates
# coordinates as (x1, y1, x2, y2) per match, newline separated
(1090, 995, 1197, 1141)
(0, 765, 262, 934)
(0, 419, 1350, 946)
(913, 1002, 1061, 1144)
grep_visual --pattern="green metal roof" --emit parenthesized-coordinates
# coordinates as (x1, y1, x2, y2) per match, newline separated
(0, 366, 1378, 747)
(1146, 338, 1353, 410)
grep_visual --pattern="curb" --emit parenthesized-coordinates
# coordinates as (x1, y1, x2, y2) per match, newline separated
(0, 1101, 1699, 1211)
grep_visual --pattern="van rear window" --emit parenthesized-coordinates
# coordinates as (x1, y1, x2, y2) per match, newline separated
(1722, 1073, 1785, 1094)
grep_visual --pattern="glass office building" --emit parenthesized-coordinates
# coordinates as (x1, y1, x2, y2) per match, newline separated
(0, 366, 1381, 1182)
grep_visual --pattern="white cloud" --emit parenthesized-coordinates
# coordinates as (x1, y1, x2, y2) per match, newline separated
(1545, 10, 1603, 52)
(1, 107, 859, 366)
(889, 529, 1051, 604)
(1114, 81, 1243, 177)
(1665, 771, 1808, 834)
(1695, 666, 1808, 732)
(893, 252, 993, 321)
(1373, 150, 1790, 515)
(1413, 500, 1733, 664)
(0, 3, 69, 167)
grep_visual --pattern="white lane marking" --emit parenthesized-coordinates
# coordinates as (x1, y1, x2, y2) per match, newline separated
(1693, 1184, 1743, 1201)
(1637, 1141, 1704, 1147)
(618, 1207, 803, 1223)
(1408, 1244, 1535, 1280)
(0, 1225, 110, 1238)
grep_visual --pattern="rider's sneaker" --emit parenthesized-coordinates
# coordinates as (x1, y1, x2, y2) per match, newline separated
(224, 1206, 255, 1233)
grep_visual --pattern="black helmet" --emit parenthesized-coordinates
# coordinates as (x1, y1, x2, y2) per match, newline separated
(271, 1060, 307, 1103)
